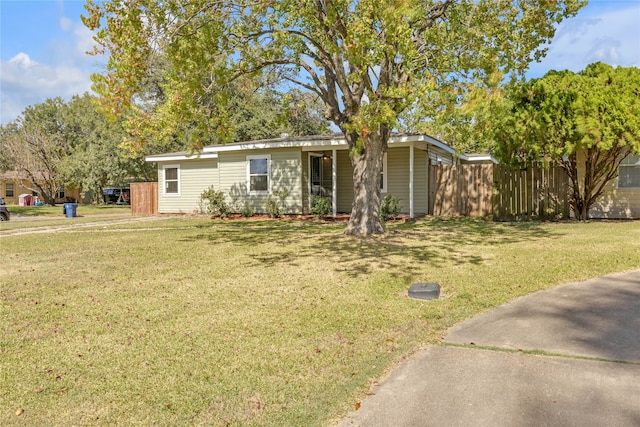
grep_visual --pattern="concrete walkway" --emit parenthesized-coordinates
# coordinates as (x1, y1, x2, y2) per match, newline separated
(337, 270, 640, 427)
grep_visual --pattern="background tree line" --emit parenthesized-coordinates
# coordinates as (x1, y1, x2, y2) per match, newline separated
(0, 84, 330, 205)
(3, 60, 638, 219)
(416, 62, 640, 220)
(84, 0, 586, 235)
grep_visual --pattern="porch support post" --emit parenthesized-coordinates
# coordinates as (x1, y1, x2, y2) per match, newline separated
(409, 143, 415, 218)
(332, 149, 337, 217)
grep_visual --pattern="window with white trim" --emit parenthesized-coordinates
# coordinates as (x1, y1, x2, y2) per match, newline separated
(5, 183, 14, 197)
(380, 152, 388, 193)
(618, 155, 640, 188)
(247, 155, 270, 193)
(163, 165, 180, 195)
(56, 185, 65, 200)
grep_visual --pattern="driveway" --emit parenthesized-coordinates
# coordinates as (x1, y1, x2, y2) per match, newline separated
(337, 270, 640, 427)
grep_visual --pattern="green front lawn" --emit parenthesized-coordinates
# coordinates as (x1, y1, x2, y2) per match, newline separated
(1, 217, 638, 426)
(6, 204, 131, 217)
(0, 205, 132, 232)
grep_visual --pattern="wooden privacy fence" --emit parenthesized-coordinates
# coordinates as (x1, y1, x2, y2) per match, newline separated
(492, 164, 570, 220)
(429, 164, 570, 220)
(429, 164, 493, 217)
(130, 182, 158, 215)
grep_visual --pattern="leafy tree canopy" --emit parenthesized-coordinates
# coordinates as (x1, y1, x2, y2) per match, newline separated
(1, 98, 70, 205)
(59, 93, 153, 202)
(84, 0, 585, 235)
(224, 84, 330, 143)
(494, 62, 640, 219)
(1, 94, 155, 204)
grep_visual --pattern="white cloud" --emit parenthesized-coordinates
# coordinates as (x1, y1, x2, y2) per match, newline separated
(587, 37, 621, 64)
(528, 3, 640, 77)
(8, 52, 38, 69)
(60, 16, 72, 32)
(0, 52, 94, 124)
(1, 17, 103, 124)
(74, 24, 98, 57)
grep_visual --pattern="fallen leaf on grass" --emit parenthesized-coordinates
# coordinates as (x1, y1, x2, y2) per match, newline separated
(34, 388, 43, 393)
(16, 408, 24, 416)
(355, 402, 361, 410)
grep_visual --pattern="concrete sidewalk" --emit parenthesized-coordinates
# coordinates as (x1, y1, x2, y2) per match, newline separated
(337, 270, 640, 427)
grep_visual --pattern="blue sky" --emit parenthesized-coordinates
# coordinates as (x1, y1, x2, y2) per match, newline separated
(1, 0, 639, 124)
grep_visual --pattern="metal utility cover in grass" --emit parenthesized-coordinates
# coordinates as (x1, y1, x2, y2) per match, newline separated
(409, 283, 440, 300)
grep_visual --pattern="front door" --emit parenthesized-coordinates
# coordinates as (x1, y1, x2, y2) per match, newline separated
(309, 153, 332, 198)
(310, 154, 323, 196)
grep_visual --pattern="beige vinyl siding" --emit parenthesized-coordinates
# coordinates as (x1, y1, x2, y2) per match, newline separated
(386, 147, 428, 215)
(575, 150, 640, 219)
(336, 150, 354, 213)
(428, 146, 455, 165)
(414, 149, 428, 214)
(334, 147, 428, 215)
(302, 154, 309, 213)
(590, 182, 640, 219)
(218, 148, 303, 214)
(157, 159, 219, 214)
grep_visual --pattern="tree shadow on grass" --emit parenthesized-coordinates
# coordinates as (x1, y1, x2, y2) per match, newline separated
(393, 217, 558, 246)
(179, 217, 563, 278)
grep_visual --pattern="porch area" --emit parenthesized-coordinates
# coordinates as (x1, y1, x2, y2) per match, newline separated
(300, 142, 448, 218)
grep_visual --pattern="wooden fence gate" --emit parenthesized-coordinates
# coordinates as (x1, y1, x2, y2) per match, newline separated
(429, 164, 493, 217)
(130, 182, 158, 215)
(429, 164, 570, 220)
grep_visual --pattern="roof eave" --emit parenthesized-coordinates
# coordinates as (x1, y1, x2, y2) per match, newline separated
(459, 154, 499, 164)
(145, 152, 218, 162)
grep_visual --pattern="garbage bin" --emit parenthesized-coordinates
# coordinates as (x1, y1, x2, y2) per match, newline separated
(63, 203, 78, 218)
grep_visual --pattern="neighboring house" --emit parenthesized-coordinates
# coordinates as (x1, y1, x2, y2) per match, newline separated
(145, 133, 469, 218)
(0, 171, 82, 205)
(587, 153, 640, 219)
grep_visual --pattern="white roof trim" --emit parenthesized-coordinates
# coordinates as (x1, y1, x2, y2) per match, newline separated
(389, 134, 456, 155)
(459, 154, 499, 164)
(145, 153, 218, 162)
(200, 133, 456, 154)
(202, 137, 346, 153)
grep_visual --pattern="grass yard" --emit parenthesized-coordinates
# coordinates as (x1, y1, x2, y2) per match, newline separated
(1, 217, 639, 426)
(1, 205, 133, 232)
(6, 204, 131, 217)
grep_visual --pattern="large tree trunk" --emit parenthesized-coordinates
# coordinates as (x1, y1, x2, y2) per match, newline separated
(565, 153, 593, 221)
(572, 195, 588, 221)
(343, 131, 387, 236)
(562, 147, 631, 221)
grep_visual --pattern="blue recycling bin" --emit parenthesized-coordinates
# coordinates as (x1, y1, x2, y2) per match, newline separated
(63, 203, 78, 218)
